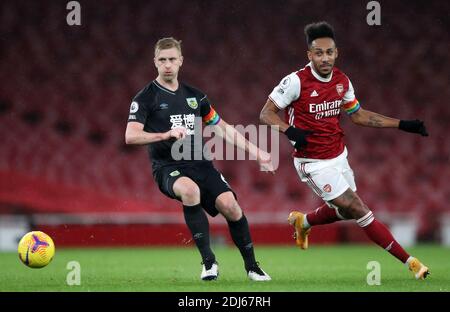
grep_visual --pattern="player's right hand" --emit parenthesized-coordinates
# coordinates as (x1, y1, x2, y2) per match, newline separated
(168, 127, 187, 140)
(257, 150, 276, 174)
(284, 126, 313, 150)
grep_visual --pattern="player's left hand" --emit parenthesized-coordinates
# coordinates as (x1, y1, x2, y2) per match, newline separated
(398, 119, 429, 136)
(257, 150, 276, 174)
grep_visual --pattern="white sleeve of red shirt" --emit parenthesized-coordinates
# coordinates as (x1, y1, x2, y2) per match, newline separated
(342, 78, 355, 103)
(268, 72, 301, 109)
(342, 78, 361, 115)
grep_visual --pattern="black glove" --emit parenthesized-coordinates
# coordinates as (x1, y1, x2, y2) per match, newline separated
(399, 119, 428, 136)
(284, 126, 313, 150)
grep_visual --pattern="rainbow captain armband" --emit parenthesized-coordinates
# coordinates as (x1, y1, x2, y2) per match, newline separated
(343, 99, 361, 115)
(203, 106, 221, 125)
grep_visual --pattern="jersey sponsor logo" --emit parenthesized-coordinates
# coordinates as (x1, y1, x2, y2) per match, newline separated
(323, 184, 332, 193)
(336, 84, 344, 96)
(310, 90, 319, 97)
(169, 170, 180, 177)
(159, 103, 169, 110)
(186, 97, 198, 109)
(170, 113, 196, 135)
(309, 99, 342, 120)
(130, 101, 139, 113)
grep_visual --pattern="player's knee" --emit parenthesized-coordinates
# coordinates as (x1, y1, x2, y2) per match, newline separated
(336, 207, 353, 219)
(348, 199, 370, 219)
(218, 198, 242, 221)
(179, 184, 201, 204)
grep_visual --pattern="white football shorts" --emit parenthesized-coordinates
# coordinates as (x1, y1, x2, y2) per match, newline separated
(293, 147, 357, 201)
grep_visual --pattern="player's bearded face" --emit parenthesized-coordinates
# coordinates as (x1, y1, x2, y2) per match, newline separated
(154, 47, 183, 82)
(307, 38, 338, 78)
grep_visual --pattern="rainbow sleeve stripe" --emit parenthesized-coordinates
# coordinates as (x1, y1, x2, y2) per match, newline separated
(343, 98, 361, 115)
(203, 106, 221, 125)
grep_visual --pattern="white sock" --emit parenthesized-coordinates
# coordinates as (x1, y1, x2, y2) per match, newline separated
(303, 215, 311, 229)
(405, 256, 414, 267)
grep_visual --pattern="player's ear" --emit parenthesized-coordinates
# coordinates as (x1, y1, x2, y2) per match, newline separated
(307, 49, 312, 62)
(335, 47, 339, 59)
(179, 55, 183, 67)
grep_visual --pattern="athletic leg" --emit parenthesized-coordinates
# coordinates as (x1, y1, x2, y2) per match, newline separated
(173, 177, 217, 280)
(331, 188, 429, 279)
(215, 192, 271, 281)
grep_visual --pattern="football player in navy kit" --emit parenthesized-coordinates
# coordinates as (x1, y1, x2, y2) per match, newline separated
(125, 37, 273, 281)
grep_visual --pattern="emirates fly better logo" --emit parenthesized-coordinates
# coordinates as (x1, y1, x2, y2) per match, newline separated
(309, 99, 343, 120)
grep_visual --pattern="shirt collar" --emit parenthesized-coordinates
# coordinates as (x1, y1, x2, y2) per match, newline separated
(306, 62, 333, 82)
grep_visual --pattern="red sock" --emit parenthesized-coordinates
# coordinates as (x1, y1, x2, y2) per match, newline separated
(306, 203, 342, 226)
(357, 211, 410, 263)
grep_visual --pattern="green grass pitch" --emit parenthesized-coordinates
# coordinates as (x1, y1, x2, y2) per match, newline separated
(1, 245, 448, 291)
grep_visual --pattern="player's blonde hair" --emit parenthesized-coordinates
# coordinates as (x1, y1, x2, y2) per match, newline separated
(154, 37, 182, 56)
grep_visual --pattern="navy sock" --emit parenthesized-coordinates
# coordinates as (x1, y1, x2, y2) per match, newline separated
(227, 215, 256, 270)
(183, 204, 215, 264)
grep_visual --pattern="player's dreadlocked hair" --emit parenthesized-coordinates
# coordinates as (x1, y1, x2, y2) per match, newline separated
(304, 22, 336, 47)
(154, 37, 182, 56)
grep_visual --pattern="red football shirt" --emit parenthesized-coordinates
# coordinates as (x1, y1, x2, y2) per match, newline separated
(269, 62, 361, 160)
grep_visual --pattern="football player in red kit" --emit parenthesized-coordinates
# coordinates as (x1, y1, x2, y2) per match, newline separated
(259, 21, 430, 280)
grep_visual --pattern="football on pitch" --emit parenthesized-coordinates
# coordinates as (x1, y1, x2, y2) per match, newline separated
(18, 231, 55, 268)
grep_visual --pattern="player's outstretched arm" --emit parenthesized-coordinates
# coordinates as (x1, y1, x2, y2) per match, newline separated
(259, 98, 290, 132)
(349, 108, 428, 136)
(213, 119, 275, 173)
(125, 121, 186, 145)
(260, 98, 312, 150)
